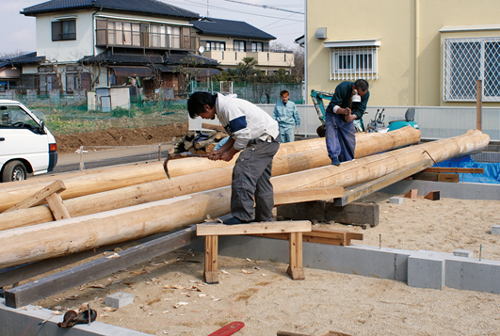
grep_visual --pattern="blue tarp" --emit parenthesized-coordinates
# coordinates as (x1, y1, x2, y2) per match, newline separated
(434, 156, 500, 184)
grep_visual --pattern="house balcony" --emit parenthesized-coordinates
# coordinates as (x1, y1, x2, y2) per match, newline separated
(204, 49, 294, 68)
(95, 28, 199, 52)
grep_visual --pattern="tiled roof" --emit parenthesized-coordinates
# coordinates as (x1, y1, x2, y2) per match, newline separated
(190, 17, 275, 40)
(22, 0, 200, 19)
(82, 51, 218, 67)
(1, 52, 46, 67)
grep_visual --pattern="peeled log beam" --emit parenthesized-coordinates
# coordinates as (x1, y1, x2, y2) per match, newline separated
(0, 137, 329, 212)
(0, 127, 421, 229)
(0, 130, 488, 269)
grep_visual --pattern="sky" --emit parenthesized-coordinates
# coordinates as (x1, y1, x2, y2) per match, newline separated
(0, 0, 304, 56)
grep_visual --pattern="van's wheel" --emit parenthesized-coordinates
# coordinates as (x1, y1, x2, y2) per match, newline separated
(2, 160, 27, 182)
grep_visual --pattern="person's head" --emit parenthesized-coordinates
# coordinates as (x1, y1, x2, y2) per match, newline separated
(187, 91, 218, 119)
(353, 79, 369, 96)
(280, 90, 290, 104)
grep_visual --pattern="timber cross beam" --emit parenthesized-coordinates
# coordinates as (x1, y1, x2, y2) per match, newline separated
(3, 180, 71, 220)
(196, 221, 312, 284)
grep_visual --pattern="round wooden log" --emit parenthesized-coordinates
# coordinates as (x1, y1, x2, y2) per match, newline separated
(0, 129, 418, 213)
(206, 143, 216, 153)
(0, 130, 488, 269)
(0, 128, 421, 229)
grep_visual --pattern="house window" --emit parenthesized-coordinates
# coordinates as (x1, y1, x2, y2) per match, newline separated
(251, 42, 263, 52)
(205, 41, 226, 51)
(443, 37, 500, 102)
(329, 47, 378, 80)
(234, 40, 246, 52)
(52, 20, 76, 41)
(168, 26, 180, 48)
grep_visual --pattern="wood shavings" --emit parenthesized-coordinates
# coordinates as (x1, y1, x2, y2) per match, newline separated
(103, 307, 117, 312)
(199, 294, 207, 298)
(105, 253, 120, 259)
(65, 295, 78, 300)
(221, 270, 230, 275)
(240, 268, 253, 274)
(213, 298, 221, 302)
(246, 258, 252, 262)
(101, 314, 109, 317)
(88, 284, 105, 289)
(173, 302, 189, 308)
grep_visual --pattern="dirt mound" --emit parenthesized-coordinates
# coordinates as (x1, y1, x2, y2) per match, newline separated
(55, 123, 188, 154)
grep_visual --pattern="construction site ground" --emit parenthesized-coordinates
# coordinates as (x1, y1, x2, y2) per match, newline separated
(16, 192, 500, 336)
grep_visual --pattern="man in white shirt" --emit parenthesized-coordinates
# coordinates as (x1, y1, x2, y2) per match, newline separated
(187, 92, 280, 225)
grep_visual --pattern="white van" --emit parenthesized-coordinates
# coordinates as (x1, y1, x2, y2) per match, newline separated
(0, 99, 57, 182)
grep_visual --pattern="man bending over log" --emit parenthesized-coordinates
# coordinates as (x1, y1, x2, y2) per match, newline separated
(188, 92, 280, 225)
(325, 79, 370, 166)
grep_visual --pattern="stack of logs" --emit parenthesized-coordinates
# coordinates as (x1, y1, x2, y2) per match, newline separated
(171, 124, 227, 155)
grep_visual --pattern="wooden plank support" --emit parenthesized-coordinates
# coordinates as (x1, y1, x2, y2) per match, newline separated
(404, 189, 418, 199)
(204, 235, 219, 284)
(3, 180, 66, 213)
(437, 173, 460, 183)
(46, 193, 71, 220)
(332, 160, 433, 207)
(423, 167, 484, 174)
(196, 221, 312, 236)
(253, 228, 363, 246)
(4, 226, 198, 308)
(424, 191, 440, 201)
(197, 221, 311, 283)
(287, 232, 305, 280)
(274, 187, 344, 206)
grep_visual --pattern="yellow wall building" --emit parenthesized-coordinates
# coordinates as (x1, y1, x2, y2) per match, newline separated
(306, 0, 500, 107)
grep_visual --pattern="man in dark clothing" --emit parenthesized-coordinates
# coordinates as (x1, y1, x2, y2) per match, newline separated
(325, 79, 370, 165)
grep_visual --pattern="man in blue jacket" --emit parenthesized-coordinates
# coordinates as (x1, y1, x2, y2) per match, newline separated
(273, 90, 300, 143)
(326, 79, 370, 166)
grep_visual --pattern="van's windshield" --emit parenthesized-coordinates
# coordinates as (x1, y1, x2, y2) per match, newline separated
(0, 105, 41, 132)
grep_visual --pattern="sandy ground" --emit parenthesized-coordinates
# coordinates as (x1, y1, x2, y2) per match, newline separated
(28, 192, 500, 336)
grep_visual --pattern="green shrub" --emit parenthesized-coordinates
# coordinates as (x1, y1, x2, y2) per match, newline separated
(111, 107, 135, 118)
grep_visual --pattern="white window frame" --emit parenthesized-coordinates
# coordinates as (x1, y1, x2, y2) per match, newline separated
(324, 39, 380, 81)
(443, 37, 500, 102)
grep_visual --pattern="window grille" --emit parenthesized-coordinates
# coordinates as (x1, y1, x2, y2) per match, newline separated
(443, 37, 500, 102)
(329, 47, 378, 80)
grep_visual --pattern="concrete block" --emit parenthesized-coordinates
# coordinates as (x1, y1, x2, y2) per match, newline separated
(105, 292, 134, 309)
(491, 225, 500, 235)
(277, 201, 325, 221)
(453, 249, 473, 258)
(445, 258, 500, 294)
(407, 252, 445, 290)
(326, 202, 379, 227)
(389, 197, 403, 204)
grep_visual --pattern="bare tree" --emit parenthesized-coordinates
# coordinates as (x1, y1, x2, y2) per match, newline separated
(174, 56, 205, 96)
(269, 41, 290, 51)
(292, 47, 304, 81)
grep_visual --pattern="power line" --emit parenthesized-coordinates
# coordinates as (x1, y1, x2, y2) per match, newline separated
(168, 0, 303, 22)
(224, 0, 304, 15)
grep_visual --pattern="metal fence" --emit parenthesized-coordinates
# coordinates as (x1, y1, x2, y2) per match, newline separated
(188, 81, 304, 104)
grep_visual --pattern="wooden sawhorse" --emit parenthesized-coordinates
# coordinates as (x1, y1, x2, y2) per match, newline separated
(196, 221, 312, 284)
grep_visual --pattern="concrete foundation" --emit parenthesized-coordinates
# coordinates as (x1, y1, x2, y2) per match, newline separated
(211, 235, 500, 295)
(0, 298, 152, 336)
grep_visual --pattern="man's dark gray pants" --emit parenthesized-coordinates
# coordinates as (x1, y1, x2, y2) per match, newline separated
(231, 139, 280, 222)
